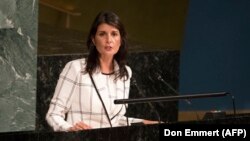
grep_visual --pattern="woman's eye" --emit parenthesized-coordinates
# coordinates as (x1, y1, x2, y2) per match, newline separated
(112, 32, 119, 36)
(98, 33, 105, 36)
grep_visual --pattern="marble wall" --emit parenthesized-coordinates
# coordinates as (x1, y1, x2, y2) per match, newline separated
(36, 51, 179, 131)
(0, 0, 37, 132)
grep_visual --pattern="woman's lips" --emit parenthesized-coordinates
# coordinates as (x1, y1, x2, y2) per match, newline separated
(104, 46, 112, 51)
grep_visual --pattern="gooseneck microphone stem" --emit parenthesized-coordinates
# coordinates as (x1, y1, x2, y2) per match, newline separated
(131, 77, 162, 124)
(114, 92, 229, 105)
(89, 73, 112, 128)
(231, 95, 236, 116)
(155, 73, 191, 105)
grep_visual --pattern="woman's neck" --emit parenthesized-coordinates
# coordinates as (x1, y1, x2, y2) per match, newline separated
(99, 56, 114, 74)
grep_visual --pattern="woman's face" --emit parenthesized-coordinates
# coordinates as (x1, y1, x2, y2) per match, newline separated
(92, 23, 121, 58)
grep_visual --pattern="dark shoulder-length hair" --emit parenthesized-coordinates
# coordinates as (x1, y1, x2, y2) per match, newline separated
(85, 11, 129, 80)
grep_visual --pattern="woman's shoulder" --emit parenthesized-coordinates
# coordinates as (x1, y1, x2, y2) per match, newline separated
(64, 58, 87, 72)
(125, 65, 132, 78)
(68, 58, 86, 64)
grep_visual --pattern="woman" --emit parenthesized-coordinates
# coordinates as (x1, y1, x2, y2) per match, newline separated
(46, 11, 155, 132)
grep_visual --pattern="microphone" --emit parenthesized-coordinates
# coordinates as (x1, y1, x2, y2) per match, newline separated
(154, 72, 191, 105)
(154, 72, 237, 119)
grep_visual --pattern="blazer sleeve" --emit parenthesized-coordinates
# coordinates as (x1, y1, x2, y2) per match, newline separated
(46, 60, 79, 131)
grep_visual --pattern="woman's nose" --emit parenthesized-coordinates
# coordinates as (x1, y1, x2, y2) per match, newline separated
(106, 34, 112, 43)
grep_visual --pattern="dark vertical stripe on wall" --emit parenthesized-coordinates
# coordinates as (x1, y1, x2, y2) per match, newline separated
(179, 0, 250, 111)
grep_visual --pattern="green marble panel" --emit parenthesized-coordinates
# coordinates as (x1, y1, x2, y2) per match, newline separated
(0, 0, 37, 132)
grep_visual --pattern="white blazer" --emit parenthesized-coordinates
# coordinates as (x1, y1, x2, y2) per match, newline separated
(46, 58, 142, 131)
